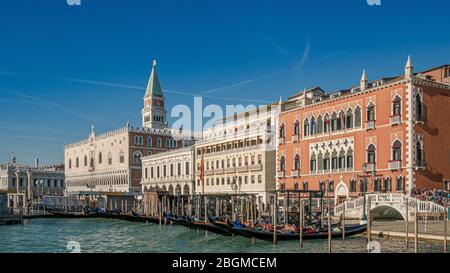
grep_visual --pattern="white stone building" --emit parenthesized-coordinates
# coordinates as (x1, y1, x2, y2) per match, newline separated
(194, 106, 279, 207)
(0, 155, 65, 201)
(141, 146, 195, 195)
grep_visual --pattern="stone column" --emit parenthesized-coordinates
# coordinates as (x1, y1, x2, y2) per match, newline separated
(15, 172, 20, 194)
(26, 171, 32, 202)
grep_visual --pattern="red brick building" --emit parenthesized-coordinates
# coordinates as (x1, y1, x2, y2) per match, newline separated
(277, 58, 450, 203)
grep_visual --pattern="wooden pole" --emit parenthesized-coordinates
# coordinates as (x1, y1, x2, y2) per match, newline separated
(251, 197, 255, 244)
(414, 205, 418, 253)
(321, 197, 325, 229)
(204, 195, 208, 236)
(367, 196, 372, 243)
(273, 193, 277, 245)
(342, 207, 346, 241)
(258, 197, 262, 224)
(299, 199, 303, 248)
(231, 196, 235, 222)
(327, 196, 332, 253)
(405, 199, 409, 250)
(444, 207, 448, 253)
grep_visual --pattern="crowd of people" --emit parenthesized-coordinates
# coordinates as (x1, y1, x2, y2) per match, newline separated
(411, 188, 450, 207)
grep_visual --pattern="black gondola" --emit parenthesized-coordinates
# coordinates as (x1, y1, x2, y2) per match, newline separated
(231, 224, 367, 241)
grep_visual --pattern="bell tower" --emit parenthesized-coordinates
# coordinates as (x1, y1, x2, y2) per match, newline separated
(142, 60, 167, 129)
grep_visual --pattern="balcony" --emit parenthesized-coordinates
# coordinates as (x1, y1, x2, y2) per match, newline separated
(415, 160, 426, 169)
(278, 171, 286, 178)
(236, 166, 248, 173)
(249, 164, 263, 172)
(225, 167, 236, 174)
(365, 120, 376, 130)
(214, 168, 224, 175)
(279, 137, 286, 145)
(390, 115, 401, 126)
(388, 160, 402, 171)
(292, 135, 300, 143)
(291, 170, 299, 177)
(364, 162, 376, 173)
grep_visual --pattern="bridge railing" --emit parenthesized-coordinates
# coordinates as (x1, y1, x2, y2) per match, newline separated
(335, 193, 446, 215)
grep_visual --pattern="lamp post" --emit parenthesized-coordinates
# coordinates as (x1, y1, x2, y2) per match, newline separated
(361, 164, 367, 222)
(230, 176, 240, 222)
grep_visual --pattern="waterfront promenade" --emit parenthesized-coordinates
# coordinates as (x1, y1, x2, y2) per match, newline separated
(372, 221, 449, 242)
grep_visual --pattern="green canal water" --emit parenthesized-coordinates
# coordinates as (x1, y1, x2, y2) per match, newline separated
(0, 218, 445, 253)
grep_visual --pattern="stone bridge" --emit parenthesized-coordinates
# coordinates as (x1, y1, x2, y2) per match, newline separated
(334, 193, 446, 221)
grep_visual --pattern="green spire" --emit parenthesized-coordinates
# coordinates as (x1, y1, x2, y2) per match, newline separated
(145, 60, 163, 97)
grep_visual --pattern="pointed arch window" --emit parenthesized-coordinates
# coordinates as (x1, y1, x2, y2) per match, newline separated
(317, 152, 324, 171)
(323, 152, 330, 172)
(392, 140, 402, 161)
(337, 110, 345, 131)
(346, 148, 354, 170)
(416, 140, 425, 167)
(338, 150, 346, 170)
(157, 137, 162, 148)
(279, 124, 286, 138)
(354, 106, 362, 128)
(294, 154, 301, 170)
(303, 181, 309, 190)
(367, 144, 376, 163)
(280, 156, 286, 171)
(76, 157, 79, 168)
(293, 121, 300, 136)
(84, 155, 88, 166)
(331, 112, 338, 132)
(317, 116, 323, 134)
(310, 153, 317, 172)
(415, 94, 424, 121)
(331, 150, 338, 170)
(69, 159, 72, 169)
(324, 114, 331, 133)
(350, 179, 357, 193)
(147, 137, 152, 147)
(346, 108, 353, 129)
(310, 116, 316, 135)
(392, 96, 402, 116)
(367, 103, 375, 121)
(303, 118, 310, 137)
(98, 152, 102, 164)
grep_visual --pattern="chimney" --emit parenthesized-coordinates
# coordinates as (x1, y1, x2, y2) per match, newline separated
(360, 70, 368, 91)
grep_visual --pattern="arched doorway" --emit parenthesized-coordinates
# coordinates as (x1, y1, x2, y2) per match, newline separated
(335, 180, 349, 205)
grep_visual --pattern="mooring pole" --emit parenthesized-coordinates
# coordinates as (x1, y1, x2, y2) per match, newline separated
(273, 192, 278, 245)
(444, 206, 448, 253)
(342, 206, 346, 241)
(204, 195, 208, 236)
(327, 196, 332, 254)
(367, 196, 372, 243)
(405, 199, 409, 250)
(299, 199, 303, 248)
(414, 205, 419, 253)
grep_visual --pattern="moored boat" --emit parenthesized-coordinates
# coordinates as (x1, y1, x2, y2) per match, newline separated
(231, 224, 367, 241)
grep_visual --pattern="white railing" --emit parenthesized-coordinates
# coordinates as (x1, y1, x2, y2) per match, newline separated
(334, 193, 446, 215)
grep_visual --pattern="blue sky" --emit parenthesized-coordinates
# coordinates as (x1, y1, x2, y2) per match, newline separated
(1, 0, 449, 164)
